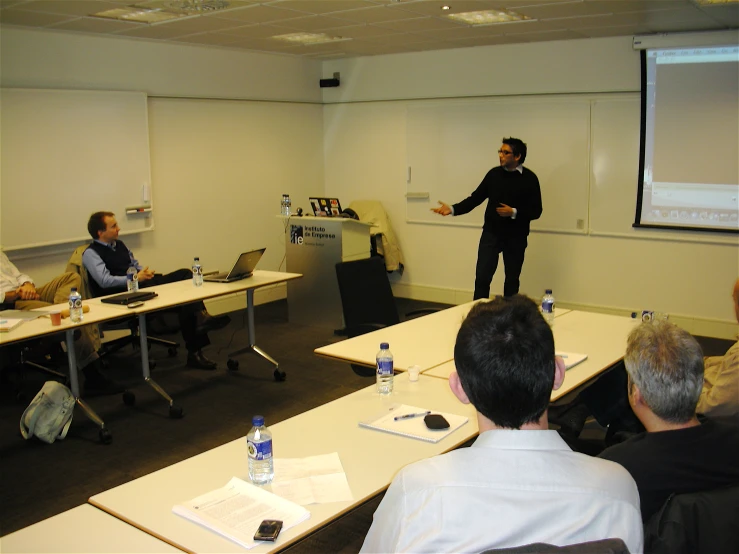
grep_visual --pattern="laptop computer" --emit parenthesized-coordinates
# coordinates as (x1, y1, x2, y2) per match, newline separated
(101, 290, 158, 305)
(309, 197, 343, 217)
(203, 248, 266, 283)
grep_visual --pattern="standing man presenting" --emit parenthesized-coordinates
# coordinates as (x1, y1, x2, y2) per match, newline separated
(432, 137, 542, 299)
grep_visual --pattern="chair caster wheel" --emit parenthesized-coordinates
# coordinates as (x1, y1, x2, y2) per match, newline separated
(99, 428, 113, 445)
(123, 390, 136, 406)
(169, 405, 184, 419)
(167, 347, 178, 357)
(273, 369, 286, 382)
(227, 359, 239, 371)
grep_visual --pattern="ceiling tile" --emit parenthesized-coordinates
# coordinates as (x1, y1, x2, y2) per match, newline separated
(413, 23, 521, 41)
(259, 14, 356, 31)
(375, 16, 466, 32)
(4, 0, 124, 17)
(50, 15, 142, 32)
(697, 4, 739, 27)
(578, 23, 653, 38)
(325, 4, 429, 24)
(265, 1, 380, 15)
(320, 23, 399, 38)
(153, 14, 245, 32)
(219, 23, 297, 39)
(513, 29, 588, 42)
(0, 8, 76, 26)
(205, 4, 306, 24)
(514, 1, 626, 20)
(394, 0, 533, 17)
(115, 23, 199, 39)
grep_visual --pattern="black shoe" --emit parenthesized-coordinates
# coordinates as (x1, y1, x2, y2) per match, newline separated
(196, 313, 231, 335)
(83, 367, 125, 397)
(186, 350, 217, 370)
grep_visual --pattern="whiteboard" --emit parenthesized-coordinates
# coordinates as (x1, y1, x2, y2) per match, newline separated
(1, 89, 153, 250)
(406, 96, 594, 233)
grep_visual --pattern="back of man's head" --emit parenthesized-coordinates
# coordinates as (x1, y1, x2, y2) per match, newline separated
(625, 321, 704, 423)
(454, 295, 555, 428)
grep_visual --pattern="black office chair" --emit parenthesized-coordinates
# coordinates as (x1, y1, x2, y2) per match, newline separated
(335, 256, 437, 376)
(65, 246, 179, 366)
(480, 538, 630, 554)
(643, 484, 739, 554)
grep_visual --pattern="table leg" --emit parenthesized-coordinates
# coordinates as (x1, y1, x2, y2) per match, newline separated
(137, 314, 183, 419)
(66, 329, 111, 444)
(228, 289, 285, 381)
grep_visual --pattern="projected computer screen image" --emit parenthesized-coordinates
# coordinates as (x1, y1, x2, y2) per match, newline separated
(636, 44, 738, 233)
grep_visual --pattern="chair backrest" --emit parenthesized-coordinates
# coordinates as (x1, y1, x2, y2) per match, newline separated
(644, 484, 739, 554)
(335, 256, 400, 332)
(480, 538, 630, 554)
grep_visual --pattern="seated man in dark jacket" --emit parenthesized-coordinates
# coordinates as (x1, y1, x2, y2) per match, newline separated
(82, 211, 229, 370)
(599, 321, 739, 523)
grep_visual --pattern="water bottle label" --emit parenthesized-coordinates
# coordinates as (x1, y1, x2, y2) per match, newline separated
(69, 297, 82, 309)
(247, 439, 272, 461)
(377, 360, 393, 376)
(542, 300, 554, 314)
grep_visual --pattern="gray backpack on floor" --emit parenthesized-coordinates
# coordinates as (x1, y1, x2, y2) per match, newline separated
(20, 381, 75, 444)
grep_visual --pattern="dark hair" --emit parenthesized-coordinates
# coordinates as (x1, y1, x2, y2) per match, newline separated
(454, 295, 555, 428)
(87, 211, 115, 240)
(502, 137, 527, 164)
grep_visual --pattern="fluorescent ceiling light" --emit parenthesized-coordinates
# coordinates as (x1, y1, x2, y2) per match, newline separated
(446, 9, 532, 25)
(273, 33, 351, 45)
(92, 7, 184, 23)
(135, 0, 251, 15)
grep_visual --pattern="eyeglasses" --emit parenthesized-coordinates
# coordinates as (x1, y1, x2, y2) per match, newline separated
(498, 149, 514, 156)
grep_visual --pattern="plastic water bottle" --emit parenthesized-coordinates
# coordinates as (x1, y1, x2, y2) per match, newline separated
(247, 415, 274, 485)
(376, 342, 394, 395)
(126, 264, 139, 292)
(284, 194, 291, 216)
(541, 289, 555, 326)
(192, 257, 203, 287)
(69, 287, 83, 323)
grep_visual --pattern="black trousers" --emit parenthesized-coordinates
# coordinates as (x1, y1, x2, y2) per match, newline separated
(473, 230, 528, 300)
(141, 269, 209, 353)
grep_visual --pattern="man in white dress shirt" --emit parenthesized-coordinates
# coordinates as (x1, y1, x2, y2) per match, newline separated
(361, 295, 643, 554)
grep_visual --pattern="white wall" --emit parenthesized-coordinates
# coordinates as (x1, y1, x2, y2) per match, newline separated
(1, 28, 324, 309)
(322, 37, 739, 338)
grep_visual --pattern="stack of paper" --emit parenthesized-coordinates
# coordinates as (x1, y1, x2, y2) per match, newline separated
(271, 452, 353, 505)
(173, 477, 310, 549)
(0, 318, 24, 332)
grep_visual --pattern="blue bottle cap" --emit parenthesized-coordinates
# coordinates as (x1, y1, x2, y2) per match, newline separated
(252, 415, 265, 426)
(380, 342, 389, 349)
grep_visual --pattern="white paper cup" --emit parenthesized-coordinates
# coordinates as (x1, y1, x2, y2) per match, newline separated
(408, 365, 421, 382)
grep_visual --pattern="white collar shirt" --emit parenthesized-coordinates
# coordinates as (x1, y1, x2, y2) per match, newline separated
(361, 429, 643, 554)
(0, 251, 34, 304)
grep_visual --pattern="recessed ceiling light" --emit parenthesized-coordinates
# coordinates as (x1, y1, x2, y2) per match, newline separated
(446, 9, 532, 26)
(135, 0, 251, 15)
(92, 7, 184, 23)
(273, 33, 352, 45)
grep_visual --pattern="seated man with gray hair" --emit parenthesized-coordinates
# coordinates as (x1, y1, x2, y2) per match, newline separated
(599, 321, 739, 523)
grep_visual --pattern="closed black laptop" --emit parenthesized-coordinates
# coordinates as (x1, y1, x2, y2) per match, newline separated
(101, 290, 158, 305)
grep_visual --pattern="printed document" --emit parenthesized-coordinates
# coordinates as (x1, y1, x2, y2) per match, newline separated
(271, 452, 353, 505)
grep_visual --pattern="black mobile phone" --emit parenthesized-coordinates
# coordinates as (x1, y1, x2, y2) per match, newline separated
(254, 519, 283, 542)
(424, 414, 450, 430)
(127, 301, 144, 309)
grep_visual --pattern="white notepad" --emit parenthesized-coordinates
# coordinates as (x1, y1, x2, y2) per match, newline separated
(556, 352, 588, 370)
(359, 403, 468, 444)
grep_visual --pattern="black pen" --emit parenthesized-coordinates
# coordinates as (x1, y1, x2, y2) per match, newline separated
(394, 411, 431, 421)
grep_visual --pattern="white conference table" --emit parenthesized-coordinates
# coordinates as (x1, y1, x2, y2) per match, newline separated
(0, 270, 301, 442)
(0, 504, 181, 554)
(89, 372, 477, 553)
(423, 310, 638, 402)
(314, 300, 570, 371)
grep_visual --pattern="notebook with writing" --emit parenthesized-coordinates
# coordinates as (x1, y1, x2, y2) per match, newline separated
(203, 248, 265, 283)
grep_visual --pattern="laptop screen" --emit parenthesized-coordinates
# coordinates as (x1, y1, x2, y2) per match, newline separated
(309, 197, 342, 217)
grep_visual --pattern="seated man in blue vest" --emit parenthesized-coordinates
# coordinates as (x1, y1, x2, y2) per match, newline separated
(82, 211, 229, 370)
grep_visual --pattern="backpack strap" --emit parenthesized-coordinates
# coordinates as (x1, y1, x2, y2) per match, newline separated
(19, 392, 45, 440)
(58, 416, 73, 440)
